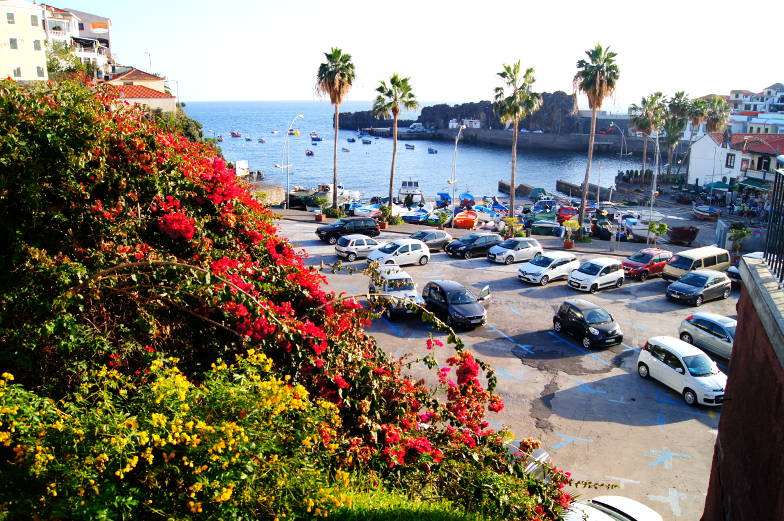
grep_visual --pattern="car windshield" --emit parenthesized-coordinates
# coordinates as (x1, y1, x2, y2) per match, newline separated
(669, 255, 694, 270)
(410, 231, 427, 241)
(498, 239, 520, 249)
(459, 233, 481, 244)
(679, 273, 707, 287)
(378, 242, 399, 254)
(530, 255, 554, 267)
(682, 354, 717, 377)
(578, 263, 602, 276)
(337, 237, 351, 247)
(333, 219, 347, 226)
(385, 278, 415, 291)
(584, 309, 612, 324)
(628, 252, 652, 263)
(447, 288, 477, 304)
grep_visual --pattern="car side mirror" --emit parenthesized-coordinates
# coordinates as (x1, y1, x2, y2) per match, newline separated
(676, 367, 685, 374)
(478, 285, 491, 302)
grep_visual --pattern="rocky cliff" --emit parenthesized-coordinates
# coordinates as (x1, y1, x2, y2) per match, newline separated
(337, 111, 415, 130)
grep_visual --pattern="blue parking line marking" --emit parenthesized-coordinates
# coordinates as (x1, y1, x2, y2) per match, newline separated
(547, 332, 610, 366)
(569, 377, 607, 394)
(494, 366, 526, 381)
(381, 317, 404, 337)
(487, 324, 534, 355)
(505, 306, 524, 317)
(621, 343, 640, 351)
(515, 344, 534, 354)
(648, 449, 691, 468)
(652, 391, 689, 408)
(552, 433, 594, 450)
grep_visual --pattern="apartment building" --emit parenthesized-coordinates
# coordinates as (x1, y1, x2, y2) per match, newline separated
(0, 0, 48, 81)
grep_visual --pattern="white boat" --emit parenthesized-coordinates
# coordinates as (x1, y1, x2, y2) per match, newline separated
(398, 180, 425, 204)
(315, 183, 361, 204)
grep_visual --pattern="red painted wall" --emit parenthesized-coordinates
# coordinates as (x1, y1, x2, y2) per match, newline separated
(702, 286, 784, 520)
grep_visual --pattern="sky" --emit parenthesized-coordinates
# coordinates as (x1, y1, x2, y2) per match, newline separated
(60, 0, 780, 112)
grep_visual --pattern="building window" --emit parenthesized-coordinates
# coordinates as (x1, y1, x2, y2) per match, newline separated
(33, 39, 41, 51)
(78, 22, 84, 30)
(30, 14, 38, 26)
(12, 66, 21, 78)
(36, 66, 44, 78)
(765, 128, 769, 134)
(6, 12, 14, 24)
(9, 38, 17, 50)
(123, 81, 134, 85)
(725, 154, 736, 169)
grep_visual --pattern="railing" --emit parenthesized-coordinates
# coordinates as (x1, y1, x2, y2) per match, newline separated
(764, 169, 784, 284)
(745, 169, 775, 181)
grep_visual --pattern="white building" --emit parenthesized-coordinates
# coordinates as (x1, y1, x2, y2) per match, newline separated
(0, 0, 48, 81)
(448, 118, 481, 129)
(687, 133, 749, 187)
(42, 3, 111, 77)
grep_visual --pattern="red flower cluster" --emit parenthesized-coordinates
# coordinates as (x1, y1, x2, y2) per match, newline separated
(158, 212, 195, 241)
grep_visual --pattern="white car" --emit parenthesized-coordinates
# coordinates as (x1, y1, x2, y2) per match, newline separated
(637, 335, 727, 406)
(367, 238, 430, 267)
(368, 265, 424, 318)
(678, 312, 736, 359)
(487, 237, 542, 264)
(334, 234, 383, 261)
(517, 251, 579, 286)
(565, 496, 663, 521)
(568, 257, 624, 293)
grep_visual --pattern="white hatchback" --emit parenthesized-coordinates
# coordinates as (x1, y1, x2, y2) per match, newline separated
(517, 251, 579, 286)
(565, 496, 663, 521)
(637, 335, 727, 406)
(487, 237, 542, 264)
(568, 257, 624, 293)
(367, 238, 430, 267)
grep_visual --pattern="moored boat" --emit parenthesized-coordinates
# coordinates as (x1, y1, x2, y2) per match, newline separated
(305, 150, 315, 157)
(271, 130, 280, 134)
(453, 210, 478, 229)
(347, 137, 356, 143)
(288, 128, 300, 136)
(402, 208, 431, 224)
(428, 147, 438, 154)
(354, 203, 383, 218)
(217, 136, 223, 142)
(399, 180, 424, 204)
(361, 138, 372, 144)
(667, 226, 699, 246)
(230, 131, 241, 138)
(342, 147, 350, 152)
(258, 138, 266, 143)
(693, 205, 720, 221)
(310, 132, 322, 141)
(405, 144, 415, 150)
(530, 220, 561, 236)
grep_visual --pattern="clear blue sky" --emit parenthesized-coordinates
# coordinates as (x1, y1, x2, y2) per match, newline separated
(62, 0, 781, 111)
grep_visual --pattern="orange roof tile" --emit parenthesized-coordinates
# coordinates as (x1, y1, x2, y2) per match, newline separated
(111, 68, 164, 82)
(709, 132, 784, 154)
(110, 84, 174, 99)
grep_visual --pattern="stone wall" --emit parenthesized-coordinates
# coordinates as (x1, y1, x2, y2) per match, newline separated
(337, 111, 415, 130)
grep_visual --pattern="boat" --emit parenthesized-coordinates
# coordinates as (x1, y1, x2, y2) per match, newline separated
(693, 205, 720, 221)
(531, 199, 556, 213)
(402, 208, 431, 224)
(436, 192, 451, 208)
(428, 147, 438, 154)
(258, 138, 266, 143)
(271, 130, 280, 134)
(217, 136, 223, 142)
(453, 210, 478, 229)
(354, 203, 383, 218)
(459, 193, 476, 207)
(530, 220, 561, 236)
(288, 128, 300, 136)
(405, 144, 415, 150)
(426, 210, 452, 226)
(361, 138, 372, 144)
(310, 132, 322, 141)
(529, 187, 551, 201)
(305, 150, 315, 157)
(347, 137, 356, 143)
(399, 180, 424, 204)
(314, 184, 362, 205)
(667, 226, 699, 246)
(342, 147, 350, 152)
(472, 205, 500, 222)
(230, 131, 241, 138)
(557, 207, 579, 223)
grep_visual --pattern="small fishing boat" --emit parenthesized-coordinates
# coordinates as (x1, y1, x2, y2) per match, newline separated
(459, 193, 476, 207)
(305, 150, 315, 157)
(428, 147, 438, 154)
(532, 199, 556, 213)
(288, 128, 300, 136)
(557, 207, 579, 223)
(436, 192, 451, 208)
(245, 137, 252, 141)
(354, 204, 383, 218)
(405, 144, 415, 150)
(399, 180, 424, 204)
(530, 220, 561, 236)
(310, 132, 322, 141)
(342, 147, 350, 153)
(402, 208, 431, 224)
(667, 226, 699, 246)
(258, 138, 266, 143)
(347, 137, 356, 143)
(271, 130, 280, 134)
(426, 210, 452, 226)
(217, 136, 223, 142)
(230, 131, 241, 138)
(453, 210, 478, 229)
(693, 205, 720, 221)
(472, 205, 500, 222)
(361, 138, 372, 144)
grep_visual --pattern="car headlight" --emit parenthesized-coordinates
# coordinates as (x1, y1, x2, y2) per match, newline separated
(588, 327, 600, 336)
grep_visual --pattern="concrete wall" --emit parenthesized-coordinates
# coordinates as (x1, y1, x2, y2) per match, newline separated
(687, 135, 747, 186)
(0, 0, 47, 81)
(702, 258, 784, 521)
(124, 97, 177, 113)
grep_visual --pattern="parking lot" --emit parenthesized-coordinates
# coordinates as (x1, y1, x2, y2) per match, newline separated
(279, 217, 738, 521)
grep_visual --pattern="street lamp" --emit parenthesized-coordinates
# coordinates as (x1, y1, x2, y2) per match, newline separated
(448, 125, 467, 228)
(609, 121, 627, 172)
(280, 114, 304, 209)
(649, 129, 662, 217)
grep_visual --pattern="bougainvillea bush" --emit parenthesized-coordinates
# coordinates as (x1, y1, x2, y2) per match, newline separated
(0, 79, 573, 519)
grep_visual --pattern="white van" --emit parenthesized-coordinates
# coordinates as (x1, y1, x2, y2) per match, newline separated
(568, 257, 624, 293)
(662, 246, 731, 281)
(367, 238, 430, 267)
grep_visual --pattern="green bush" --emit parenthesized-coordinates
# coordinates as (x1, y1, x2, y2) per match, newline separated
(387, 215, 404, 226)
(324, 206, 346, 218)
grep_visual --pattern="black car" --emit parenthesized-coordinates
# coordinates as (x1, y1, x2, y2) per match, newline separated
(410, 229, 453, 252)
(552, 299, 623, 349)
(666, 269, 732, 306)
(445, 232, 502, 259)
(422, 280, 491, 329)
(316, 217, 380, 245)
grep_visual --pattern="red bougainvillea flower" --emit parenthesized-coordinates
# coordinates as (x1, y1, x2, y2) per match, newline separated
(158, 211, 195, 241)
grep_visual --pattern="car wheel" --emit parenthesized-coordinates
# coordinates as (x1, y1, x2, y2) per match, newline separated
(722, 288, 730, 299)
(582, 336, 592, 349)
(539, 275, 549, 287)
(683, 388, 698, 406)
(418, 256, 429, 266)
(589, 284, 598, 294)
(327, 235, 338, 245)
(504, 255, 514, 265)
(346, 252, 357, 262)
(463, 251, 472, 260)
(637, 363, 649, 379)
(694, 295, 704, 306)
(680, 332, 693, 344)
(553, 319, 562, 332)
(639, 271, 648, 281)
(385, 260, 395, 265)
(616, 278, 624, 288)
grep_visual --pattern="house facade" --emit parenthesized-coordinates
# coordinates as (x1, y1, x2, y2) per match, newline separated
(687, 133, 749, 187)
(109, 83, 177, 113)
(0, 0, 48, 81)
(106, 67, 167, 94)
(41, 3, 111, 77)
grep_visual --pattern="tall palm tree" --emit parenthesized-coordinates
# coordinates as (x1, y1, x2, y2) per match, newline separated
(675, 97, 708, 176)
(573, 44, 619, 229)
(662, 91, 690, 174)
(629, 92, 665, 180)
(705, 95, 731, 133)
(372, 74, 418, 208)
(493, 62, 542, 214)
(315, 48, 355, 209)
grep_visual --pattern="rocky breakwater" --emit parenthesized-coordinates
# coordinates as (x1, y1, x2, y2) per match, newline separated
(337, 111, 415, 130)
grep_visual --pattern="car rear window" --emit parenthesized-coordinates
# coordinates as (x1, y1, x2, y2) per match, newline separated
(337, 237, 351, 247)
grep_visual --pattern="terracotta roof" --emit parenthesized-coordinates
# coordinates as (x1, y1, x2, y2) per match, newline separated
(730, 90, 754, 95)
(111, 67, 164, 82)
(708, 132, 784, 155)
(110, 84, 174, 99)
(41, 4, 74, 14)
(764, 83, 784, 91)
(737, 111, 761, 116)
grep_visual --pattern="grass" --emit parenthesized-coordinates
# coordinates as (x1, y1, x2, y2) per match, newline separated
(331, 488, 492, 521)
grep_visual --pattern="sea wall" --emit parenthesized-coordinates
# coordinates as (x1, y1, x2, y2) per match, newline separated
(337, 111, 415, 130)
(497, 181, 535, 198)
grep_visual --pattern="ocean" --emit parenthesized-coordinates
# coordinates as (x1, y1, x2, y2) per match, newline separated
(185, 100, 641, 199)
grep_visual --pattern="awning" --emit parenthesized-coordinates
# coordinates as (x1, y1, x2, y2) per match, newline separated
(705, 181, 730, 190)
(738, 178, 773, 191)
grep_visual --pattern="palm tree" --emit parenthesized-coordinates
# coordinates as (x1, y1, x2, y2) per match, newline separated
(315, 48, 355, 209)
(662, 92, 690, 174)
(675, 98, 708, 176)
(493, 62, 542, 214)
(573, 44, 619, 229)
(372, 74, 418, 208)
(629, 92, 665, 181)
(705, 95, 731, 133)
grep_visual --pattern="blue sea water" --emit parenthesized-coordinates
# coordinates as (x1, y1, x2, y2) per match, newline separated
(185, 100, 640, 199)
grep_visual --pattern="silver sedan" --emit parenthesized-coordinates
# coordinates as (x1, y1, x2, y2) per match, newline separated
(487, 238, 543, 264)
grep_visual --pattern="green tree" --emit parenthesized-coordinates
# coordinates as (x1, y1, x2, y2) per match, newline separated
(661, 91, 690, 174)
(46, 41, 86, 81)
(705, 94, 731, 133)
(729, 222, 752, 253)
(676, 97, 708, 176)
(493, 62, 542, 214)
(372, 74, 419, 208)
(573, 44, 619, 229)
(630, 92, 665, 180)
(316, 48, 356, 209)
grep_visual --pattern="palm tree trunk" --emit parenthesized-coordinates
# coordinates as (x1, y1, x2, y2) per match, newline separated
(332, 104, 340, 209)
(388, 115, 398, 208)
(667, 145, 674, 175)
(675, 127, 696, 177)
(641, 138, 648, 183)
(510, 120, 519, 214)
(579, 107, 598, 228)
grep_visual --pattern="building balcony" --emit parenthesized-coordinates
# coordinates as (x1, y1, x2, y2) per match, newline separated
(745, 169, 776, 181)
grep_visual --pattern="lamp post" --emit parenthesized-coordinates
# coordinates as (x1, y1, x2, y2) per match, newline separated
(610, 121, 627, 175)
(448, 125, 467, 228)
(279, 114, 304, 209)
(649, 130, 661, 217)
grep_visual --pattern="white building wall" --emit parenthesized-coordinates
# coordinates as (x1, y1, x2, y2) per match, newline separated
(0, 0, 48, 81)
(687, 135, 748, 186)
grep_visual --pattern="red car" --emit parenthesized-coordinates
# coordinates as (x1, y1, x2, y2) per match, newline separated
(557, 207, 579, 223)
(622, 248, 673, 281)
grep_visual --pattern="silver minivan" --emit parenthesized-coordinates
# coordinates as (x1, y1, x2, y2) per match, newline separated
(335, 234, 383, 261)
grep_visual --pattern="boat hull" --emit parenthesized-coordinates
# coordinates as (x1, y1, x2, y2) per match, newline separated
(668, 226, 699, 246)
(453, 211, 478, 229)
(693, 206, 720, 221)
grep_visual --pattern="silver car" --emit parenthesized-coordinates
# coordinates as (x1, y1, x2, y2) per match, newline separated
(487, 238, 542, 264)
(335, 234, 382, 261)
(678, 312, 736, 359)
